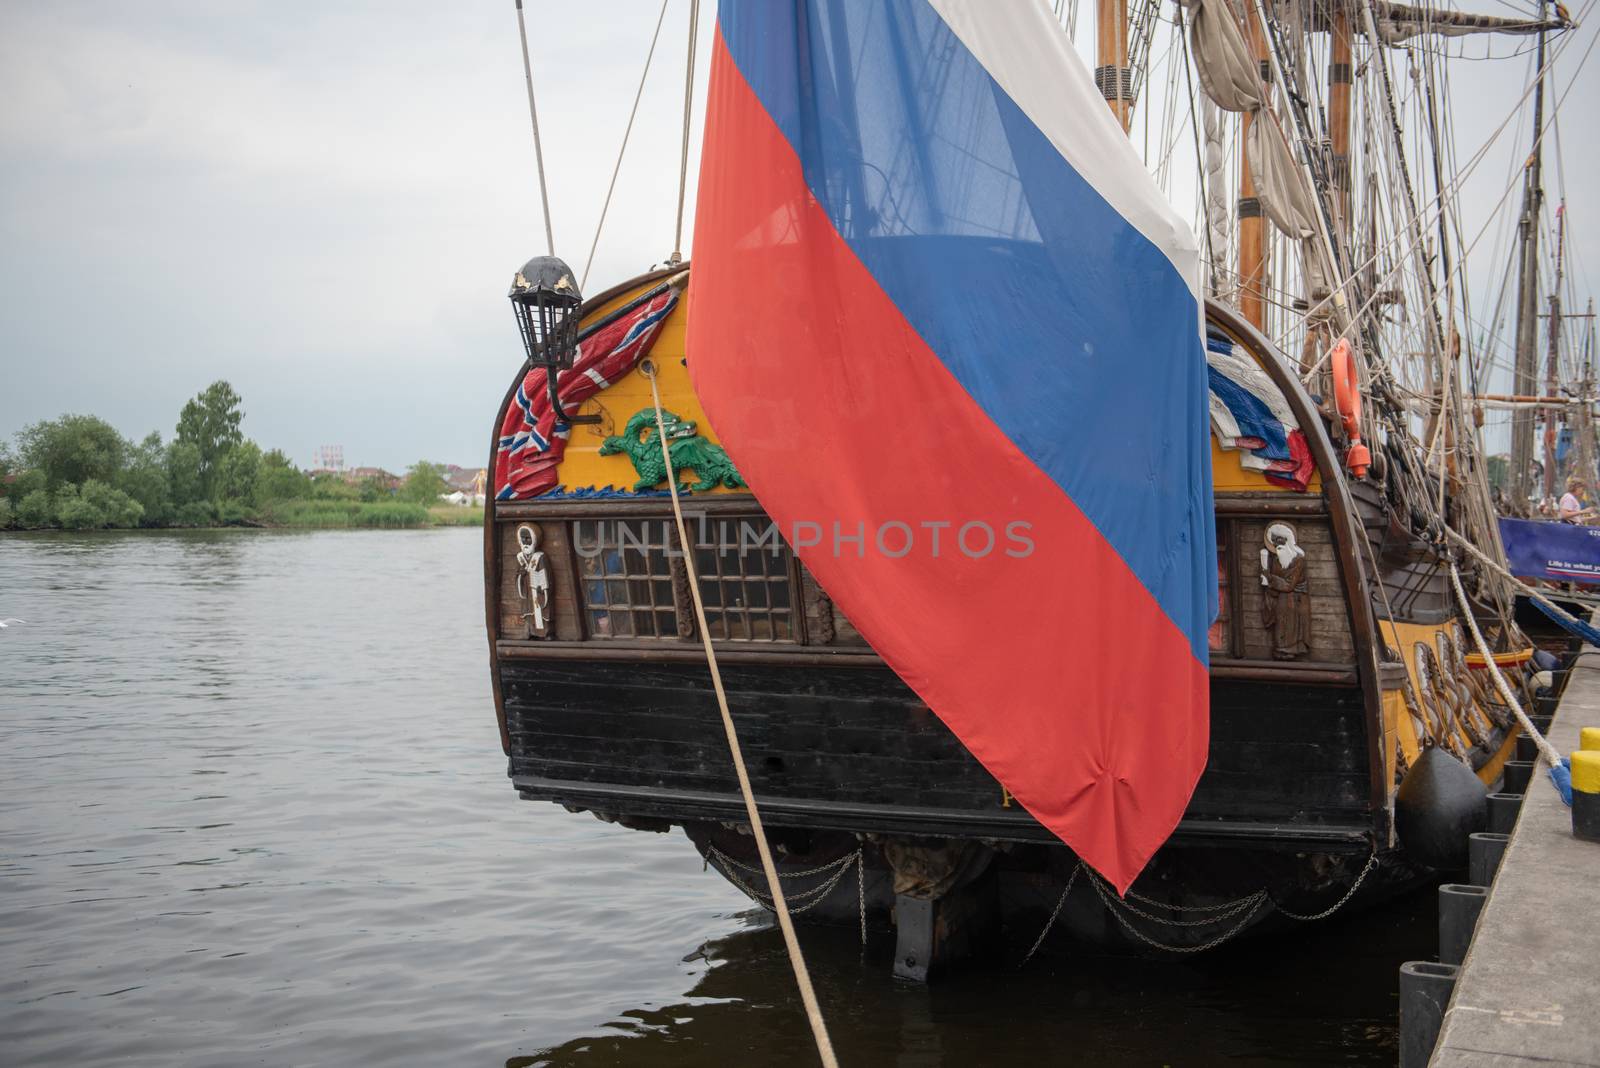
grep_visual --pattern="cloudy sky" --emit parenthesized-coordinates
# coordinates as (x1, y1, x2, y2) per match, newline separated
(1, 0, 1595, 470)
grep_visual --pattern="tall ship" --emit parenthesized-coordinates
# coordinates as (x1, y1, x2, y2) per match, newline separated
(482, 0, 1579, 977)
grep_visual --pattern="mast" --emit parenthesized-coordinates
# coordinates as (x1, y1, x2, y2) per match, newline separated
(1579, 299, 1599, 490)
(1509, 0, 1548, 507)
(1237, 7, 1270, 330)
(1543, 202, 1566, 497)
(1097, 0, 1132, 131)
(1327, 3, 1354, 250)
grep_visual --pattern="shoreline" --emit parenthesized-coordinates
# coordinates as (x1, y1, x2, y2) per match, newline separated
(0, 504, 483, 534)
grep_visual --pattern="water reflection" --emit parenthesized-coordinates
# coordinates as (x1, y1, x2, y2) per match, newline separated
(518, 882, 1433, 1067)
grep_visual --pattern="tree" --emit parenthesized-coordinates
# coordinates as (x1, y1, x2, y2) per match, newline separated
(357, 475, 386, 503)
(401, 461, 447, 503)
(16, 414, 127, 489)
(5, 466, 46, 503)
(167, 440, 204, 508)
(216, 440, 262, 506)
(0, 498, 13, 529)
(175, 381, 244, 500)
(117, 431, 172, 525)
(255, 449, 310, 503)
(15, 490, 53, 528)
(309, 471, 358, 500)
(84, 479, 144, 527)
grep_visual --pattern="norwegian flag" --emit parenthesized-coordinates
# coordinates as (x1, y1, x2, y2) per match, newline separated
(494, 285, 681, 500)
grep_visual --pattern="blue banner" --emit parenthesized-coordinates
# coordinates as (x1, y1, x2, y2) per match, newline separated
(1498, 517, 1600, 585)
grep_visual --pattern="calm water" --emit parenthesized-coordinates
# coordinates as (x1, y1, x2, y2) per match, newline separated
(0, 529, 1435, 1066)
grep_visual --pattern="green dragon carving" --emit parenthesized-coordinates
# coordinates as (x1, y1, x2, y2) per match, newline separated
(599, 408, 746, 494)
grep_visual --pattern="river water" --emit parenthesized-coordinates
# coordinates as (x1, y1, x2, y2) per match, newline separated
(0, 529, 1435, 1066)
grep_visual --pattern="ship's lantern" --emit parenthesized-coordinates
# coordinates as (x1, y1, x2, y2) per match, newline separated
(509, 255, 582, 370)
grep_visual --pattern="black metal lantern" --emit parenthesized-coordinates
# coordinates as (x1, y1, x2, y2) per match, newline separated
(509, 255, 582, 369)
(509, 254, 597, 424)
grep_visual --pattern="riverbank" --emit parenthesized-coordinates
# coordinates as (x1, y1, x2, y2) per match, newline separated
(0, 500, 483, 532)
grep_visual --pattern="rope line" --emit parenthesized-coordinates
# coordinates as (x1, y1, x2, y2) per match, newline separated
(1446, 558, 1565, 768)
(513, 0, 555, 257)
(1446, 523, 1599, 648)
(671, 0, 700, 263)
(582, 0, 671, 290)
(643, 362, 837, 1068)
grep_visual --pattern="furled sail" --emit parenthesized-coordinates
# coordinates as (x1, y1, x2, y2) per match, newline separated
(1190, 0, 1265, 113)
(1190, 0, 1325, 246)
(1264, 0, 1573, 41)
(689, 0, 1215, 892)
(1356, 0, 1571, 43)
(1246, 110, 1320, 239)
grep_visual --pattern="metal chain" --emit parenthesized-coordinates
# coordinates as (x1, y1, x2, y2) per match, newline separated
(1020, 863, 1081, 966)
(1271, 850, 1380, 921)
(706, 846, 866, 944)
(1122, 882, 1269, 918)
(711, 854, 855, 914)
(1099, 883, 1266, 929)
(857, 845, 867, 947)
(706, 845, 859, 881)
(1088, 872, 1270, 954)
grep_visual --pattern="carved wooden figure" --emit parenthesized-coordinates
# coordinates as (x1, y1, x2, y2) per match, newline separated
(1260, 522, 1311, 660)
(516, 524, 553, 639)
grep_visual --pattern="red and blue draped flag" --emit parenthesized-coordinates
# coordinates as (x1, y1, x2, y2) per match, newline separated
(688, 0, 1215, 891)
(494, 286, 680, 500)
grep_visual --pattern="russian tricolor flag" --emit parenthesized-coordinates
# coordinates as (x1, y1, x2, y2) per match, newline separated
(689, 0, 1215, 893)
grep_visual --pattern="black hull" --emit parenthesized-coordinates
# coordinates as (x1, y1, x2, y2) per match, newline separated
(503, 658, 1378, 852)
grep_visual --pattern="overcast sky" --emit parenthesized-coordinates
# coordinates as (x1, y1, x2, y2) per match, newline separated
(1, 1, 1595, 470)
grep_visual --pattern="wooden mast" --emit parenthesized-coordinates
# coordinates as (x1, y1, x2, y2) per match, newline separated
(1096, 0, 1132, 131)
(1543, 203, 1567, 497)
(1509, 0, 1548, 507)
(1237, 6, 1270, 330)
(1327, 4, 1354, 249)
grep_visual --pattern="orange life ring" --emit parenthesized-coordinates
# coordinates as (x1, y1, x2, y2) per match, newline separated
(1330, 338, 1370, 477)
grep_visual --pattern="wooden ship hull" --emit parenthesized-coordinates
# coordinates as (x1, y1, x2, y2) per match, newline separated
(484, 268, 1538, 971)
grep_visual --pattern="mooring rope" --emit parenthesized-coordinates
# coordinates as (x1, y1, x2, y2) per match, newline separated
(512, 0, 555, 257)
(642, 362, 838, 1068)
(1446, 559, 1565, 770)
(1445, 524, 1600, 648)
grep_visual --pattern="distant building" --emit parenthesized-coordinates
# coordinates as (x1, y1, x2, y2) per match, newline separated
(441, 465, 487, 504)
(348, 466, 401, 491)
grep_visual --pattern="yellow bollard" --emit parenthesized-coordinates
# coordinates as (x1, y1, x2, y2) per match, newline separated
(1579, 727, 1600, 752)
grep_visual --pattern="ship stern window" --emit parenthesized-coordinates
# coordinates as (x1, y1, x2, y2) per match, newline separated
(692, 518, 796, 642)
(574, 519, 679, 639)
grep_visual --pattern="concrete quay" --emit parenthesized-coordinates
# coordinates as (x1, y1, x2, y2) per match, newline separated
(1431, 658, 1600, 1067)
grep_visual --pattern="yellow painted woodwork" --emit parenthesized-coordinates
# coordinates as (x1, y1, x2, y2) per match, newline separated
(1211, 437, 1323, 493)
(1571, 750, 1600, 794)
(1384, 687, 1419, 771)
(1379, 618, 1503, 766)
(558, 273, 1322, 497)
(1205, 323, 1322, 493)
(553, 279, 743, 495)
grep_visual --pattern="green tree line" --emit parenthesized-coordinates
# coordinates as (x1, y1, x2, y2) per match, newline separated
(0, 381, 469, 530)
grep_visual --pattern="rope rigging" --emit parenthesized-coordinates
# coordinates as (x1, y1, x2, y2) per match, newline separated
(643, 361, 838, 1068)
